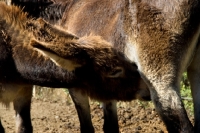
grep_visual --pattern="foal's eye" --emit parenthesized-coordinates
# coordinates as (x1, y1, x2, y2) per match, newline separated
(111, 68, 123, 76)
(106, 67, 124, 78)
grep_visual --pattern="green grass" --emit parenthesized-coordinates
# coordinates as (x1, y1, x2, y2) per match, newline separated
(180, 72, 193, 116)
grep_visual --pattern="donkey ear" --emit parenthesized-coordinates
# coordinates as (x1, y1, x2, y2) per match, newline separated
(30, 39, 82, 71)
(36, 18, 79, 40)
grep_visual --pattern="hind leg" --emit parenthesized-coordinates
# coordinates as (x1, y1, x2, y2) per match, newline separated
(187, 45, 200, 133)
(12, 85, 33, 133)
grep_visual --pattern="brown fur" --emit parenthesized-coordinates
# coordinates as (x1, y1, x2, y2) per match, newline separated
(0, 2, 147, 100)
(8, 1, 151, 133)
(6, 0, 200, 132)
(29, 0, 200, 132)
(0, 2, 150, 133)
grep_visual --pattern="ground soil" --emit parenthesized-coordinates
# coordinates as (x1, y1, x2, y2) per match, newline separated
(0, 89, 194, 133)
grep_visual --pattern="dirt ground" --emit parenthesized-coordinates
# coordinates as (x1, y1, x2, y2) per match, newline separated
(0, 89, 194, 133)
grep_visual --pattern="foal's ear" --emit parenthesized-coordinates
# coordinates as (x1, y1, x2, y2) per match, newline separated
(30, 39, 83, 71)
(37, 18, 79, 40)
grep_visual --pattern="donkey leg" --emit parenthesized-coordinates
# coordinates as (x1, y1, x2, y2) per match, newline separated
(137, 60, 193, 132)
(0, 118, 5, 133)
(187, 45, 200, 133)
(69, 88, 94, 133)
(102, 100, 119, 133)
(13, 85, 33, 133)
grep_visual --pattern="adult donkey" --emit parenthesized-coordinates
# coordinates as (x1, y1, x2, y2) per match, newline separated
(11, 0, 200, 132)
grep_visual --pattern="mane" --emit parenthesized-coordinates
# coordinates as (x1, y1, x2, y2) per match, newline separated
(0, 2, 29, 30)
(40, 1, 72, 24)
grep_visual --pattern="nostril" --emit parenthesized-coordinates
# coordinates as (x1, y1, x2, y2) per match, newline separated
(131, 62, 138, 69)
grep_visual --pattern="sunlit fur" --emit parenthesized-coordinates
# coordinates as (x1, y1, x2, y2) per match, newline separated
(18, 0, 200, 132)
(0, 1, 149, 104)
(0, 2, 150, 133)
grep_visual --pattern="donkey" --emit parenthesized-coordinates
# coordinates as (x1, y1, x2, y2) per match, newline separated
(10, 0, 200, 132)
(0, 2, 150, 133)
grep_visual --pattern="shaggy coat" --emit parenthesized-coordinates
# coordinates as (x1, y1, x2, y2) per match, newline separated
(8, 1, 140, 133)
(13, 0, 200, 133)
(0, 2, 150, 133)
(0, 2, 149, 102)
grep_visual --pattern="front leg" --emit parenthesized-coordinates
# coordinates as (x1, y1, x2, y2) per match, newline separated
(149, 84, 193, 133)
(0, 118, 5, 133)
(102, 100, 119, 133)
(69, 88, 94, 133)
(13, 85, 33, 133)
(187, 44, 200, 133)
(135, 46, 193, 132)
